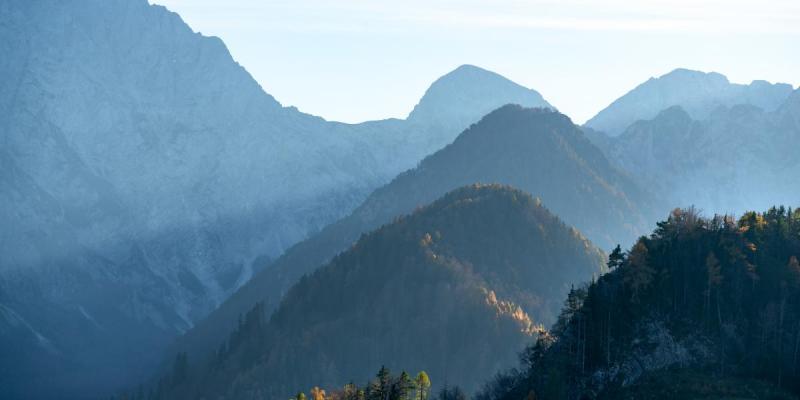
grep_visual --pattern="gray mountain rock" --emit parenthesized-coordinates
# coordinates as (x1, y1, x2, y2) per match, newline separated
(594, 89, 800, 215)
(586, 68, 794, 136)
(0, 1, 551, 398)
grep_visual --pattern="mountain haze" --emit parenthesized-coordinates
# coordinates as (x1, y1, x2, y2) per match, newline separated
(586, 68, 794, 136)
(408, 64, 554, 130)
(5, 1, 796, 398)
(174, 105, 651, 369)
(0, 1, 553, 398)
(158, 185, 606, 399)
(591, 88, 800, 216)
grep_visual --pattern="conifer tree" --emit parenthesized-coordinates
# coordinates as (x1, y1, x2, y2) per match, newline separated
(623, 242, 654, 302)
(607, 245, 624, 270)
(397, 371, 415, 400)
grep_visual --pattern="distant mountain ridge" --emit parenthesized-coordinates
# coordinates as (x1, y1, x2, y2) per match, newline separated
(4, 1, 796, 397)
(589, 87, 800, 215)
(586, 68, 794, 136)
(157, 185, 606, 399)
(172, 105, 652, 372)
(0, 1, 553, 398)
(408, 64, 554, 128)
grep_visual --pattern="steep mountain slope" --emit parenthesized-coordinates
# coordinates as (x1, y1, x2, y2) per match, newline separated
(478, 207, 800, 400)
(585, 68, 794, 136)
(0, 1, 553, 398)
(407, 64, 554, 130)
(592, 88, 800, 216)
(175, 105, 651, 369)
(158, 185, 606, 399)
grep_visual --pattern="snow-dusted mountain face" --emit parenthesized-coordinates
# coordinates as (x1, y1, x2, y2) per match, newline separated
(585, 68, 794, 136)
(591, 89, 800, 216)
(0, 1, 552, 398)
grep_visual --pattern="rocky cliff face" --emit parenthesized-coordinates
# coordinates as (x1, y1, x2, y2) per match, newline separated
(0, 1, 552, 398)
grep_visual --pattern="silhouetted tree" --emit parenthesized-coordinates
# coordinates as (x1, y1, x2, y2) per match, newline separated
(607, 245, 624, 270)
(436, 386, 467, 400)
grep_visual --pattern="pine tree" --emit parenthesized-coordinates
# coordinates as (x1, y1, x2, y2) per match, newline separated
(436, 386, 466, 400)
(607, 245, 624, 270)
(705, 252, 722, 326)
(623, 242, 654, 302)
(369, 366, 392, 400)
(397, 371, 415, 400)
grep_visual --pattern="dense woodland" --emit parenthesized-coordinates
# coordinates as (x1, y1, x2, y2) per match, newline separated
(128, 204, 800, 400)
(281, 206, 800, 400)
(120, 197, 800, 400)
(478, 206, 800, 399)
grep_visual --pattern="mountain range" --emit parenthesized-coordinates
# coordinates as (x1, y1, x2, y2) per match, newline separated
(171, 105, 652, 370)
(2, 1, 799, 399)
(585, 68, 794, 136)
(587, 87, 800, 215)
(157, 185, 606, 399)
(0, 1, 551, 398)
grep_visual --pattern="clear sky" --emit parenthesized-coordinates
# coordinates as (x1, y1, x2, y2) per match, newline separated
(152, 0, 799, 124)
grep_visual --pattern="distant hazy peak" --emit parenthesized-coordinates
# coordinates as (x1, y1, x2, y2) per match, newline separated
(586, 68, 794, 136)
(617, 105, 693, 140)
(435, 64, 514, 84)
(778, 88, 800, 123)
(779, 88, 800, 105)
(657, 68, 730, 84)
(787, 88, 800, 105)
(651, 105, 693, 122)
(476, 104, 569, 128)
(406, 64, 553, 125)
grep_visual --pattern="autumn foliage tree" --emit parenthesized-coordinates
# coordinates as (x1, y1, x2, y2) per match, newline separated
(296, 367, 432, 400)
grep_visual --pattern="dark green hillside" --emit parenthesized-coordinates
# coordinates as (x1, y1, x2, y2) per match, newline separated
(154, 185, 605, 399)
(176, 105, 650, 369)
(478, 206, 800, 400)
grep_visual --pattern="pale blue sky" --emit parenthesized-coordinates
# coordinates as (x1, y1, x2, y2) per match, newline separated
(153, 0, 799, 124)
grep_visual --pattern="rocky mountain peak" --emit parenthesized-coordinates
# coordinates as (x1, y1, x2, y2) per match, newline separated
(407, 64, 553, 126)
(586, 68, 794, 136)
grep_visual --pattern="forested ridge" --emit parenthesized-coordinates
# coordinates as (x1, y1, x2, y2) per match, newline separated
(170, 104, 647, 388)
(262, 205, 800, 400)
(120, 199, 800, 400)
(4, 1, 799, 398)
(478, 206, 800, 399)
(140, 185, 604, 400)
